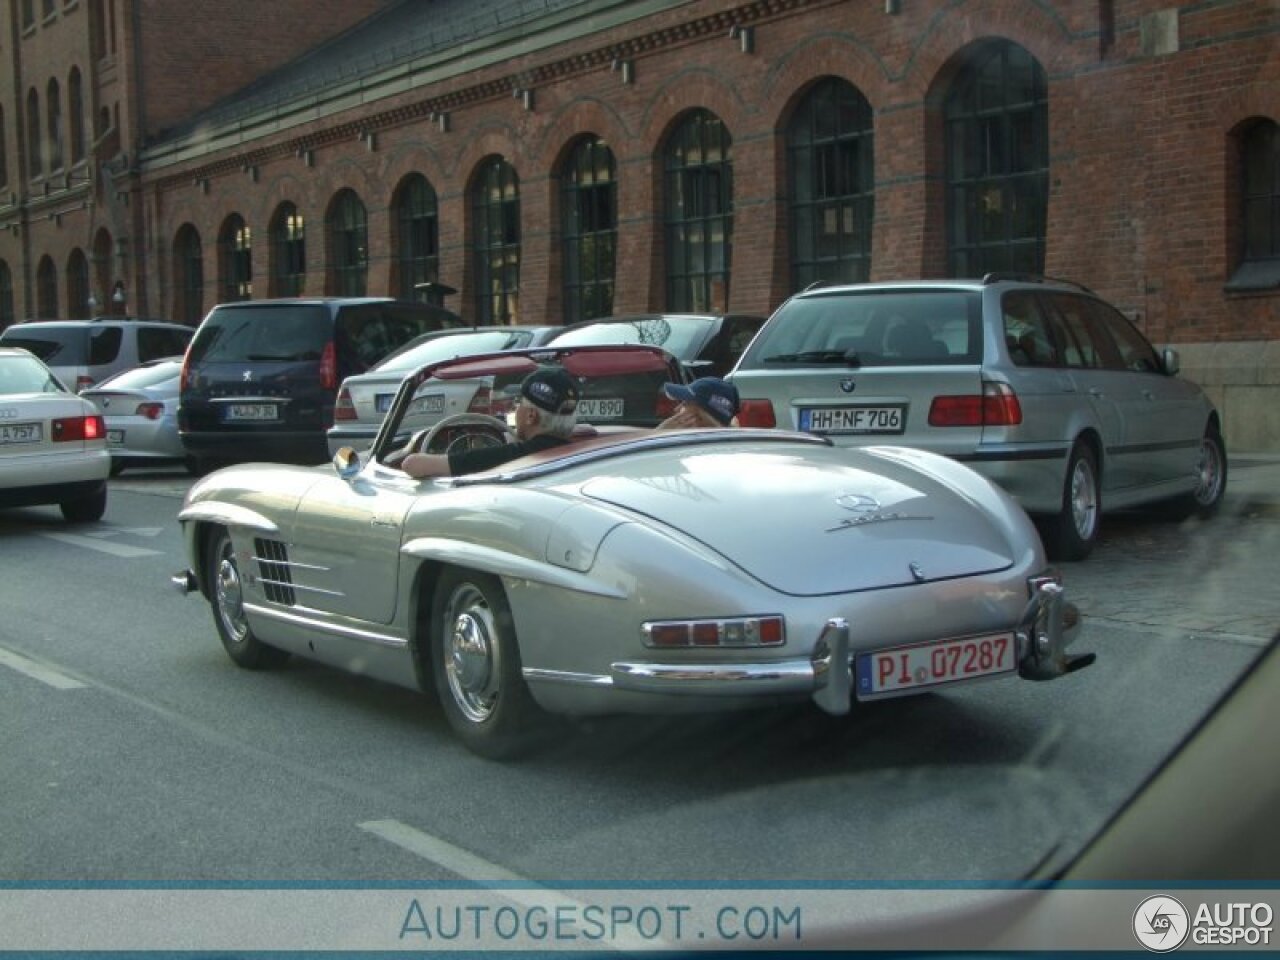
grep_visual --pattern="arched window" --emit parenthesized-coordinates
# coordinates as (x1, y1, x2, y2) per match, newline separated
(327, 189, 367, 296)
(174, 224, 204, 324)
(0, 261, 15, 330)
(0, 106, 8, 188)
(46, 78, 63, 172)
(36, 256, 58, 317)
(270, 202, 306, 297)
(1241, 119, 1280, 270)
(561, 136, 617, 323)
(394, 174, 440, 301)
(471, 158, 520, 323)
(788, 77, 875, 289)
(945, 41, 1049, 277)
(68, 69, 85, 165)
(664, 109, 733, 312)
(66, 249, 90, 318)
(26, 88, 42, 178)
(218, 214, 252, 301)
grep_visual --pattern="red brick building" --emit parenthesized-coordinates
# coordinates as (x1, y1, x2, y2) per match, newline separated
(1, 0, 1278, 449)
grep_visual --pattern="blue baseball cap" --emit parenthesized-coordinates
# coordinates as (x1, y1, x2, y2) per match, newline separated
(663, 377, 740, 426)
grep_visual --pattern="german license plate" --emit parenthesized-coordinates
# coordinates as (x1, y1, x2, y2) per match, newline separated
(0, 422, 42, 444)
(224, 403, 278, 421)
(578, 397, 625, 419)
(107, 430, 125, 446)
(855, 632, 1015, 698)
(800, 405, 906, 434)
(407, 394, 446, 415)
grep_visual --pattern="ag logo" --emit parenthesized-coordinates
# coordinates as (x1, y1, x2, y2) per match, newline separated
(1133, 895, 1190, 952)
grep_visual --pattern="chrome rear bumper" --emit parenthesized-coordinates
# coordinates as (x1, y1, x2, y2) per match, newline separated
(608, 583, 1092, 714)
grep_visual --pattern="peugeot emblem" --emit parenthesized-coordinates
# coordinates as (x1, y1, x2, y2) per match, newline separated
(839, 378, 856, 394)
(909, 562, 926, 582)
(242, 370, 254, 382)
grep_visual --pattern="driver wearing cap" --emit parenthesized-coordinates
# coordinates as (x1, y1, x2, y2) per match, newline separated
(400, 365, 580, 478)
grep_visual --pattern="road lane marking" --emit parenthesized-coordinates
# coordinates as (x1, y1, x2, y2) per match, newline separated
(37, 531, 162, 557)
(0, 646, 86, 689)
(358, 819, 529, 883)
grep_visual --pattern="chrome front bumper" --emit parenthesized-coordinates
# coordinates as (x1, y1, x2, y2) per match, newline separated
(609, 583, 1092, 715)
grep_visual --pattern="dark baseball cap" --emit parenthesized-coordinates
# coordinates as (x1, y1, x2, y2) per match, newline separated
(521, 365, 580, 414)
(663, 377, 740, 425)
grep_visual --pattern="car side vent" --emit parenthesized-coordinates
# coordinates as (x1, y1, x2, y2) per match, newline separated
(253, 537, 296, 606)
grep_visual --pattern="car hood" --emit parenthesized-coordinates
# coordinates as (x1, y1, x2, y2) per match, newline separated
(577, 445, 1015, 595)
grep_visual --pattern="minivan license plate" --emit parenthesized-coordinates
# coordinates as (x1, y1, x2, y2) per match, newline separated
(800, 404, 905, 434)
(855, 632, 1015, 698)
(225, 404, 278, 421)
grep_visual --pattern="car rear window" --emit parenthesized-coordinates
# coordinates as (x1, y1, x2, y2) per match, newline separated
(189, 305, 332, 364)
(0, 326, 89, 364)
(376, 329, 527, 374)
(0, 353, 67, 394)
(548, 316, 715, 360)
(739, 290, 982, 367)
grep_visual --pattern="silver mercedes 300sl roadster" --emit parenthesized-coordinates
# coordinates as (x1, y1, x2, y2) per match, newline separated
(173, 345, 1092, 758)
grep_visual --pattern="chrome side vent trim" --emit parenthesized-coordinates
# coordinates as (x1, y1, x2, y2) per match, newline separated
(253, 537, 296, 606)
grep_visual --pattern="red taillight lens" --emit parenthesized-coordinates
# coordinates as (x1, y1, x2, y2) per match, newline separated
(643, 616, 786, 648)
(52, 415, 105, 442)
(136, 402, 164, 421)
(737, 399, 776, 428)
(333, 387, 356, 422)
(319, 341, 338, 390)
(466, 384, 494, 415)
(655, 390, 677, 419)
(928, 382, 1022, 427)
(75, 375, 94, 392)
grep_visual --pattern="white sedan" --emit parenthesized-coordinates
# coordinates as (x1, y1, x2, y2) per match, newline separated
(0, 346, 110, 522)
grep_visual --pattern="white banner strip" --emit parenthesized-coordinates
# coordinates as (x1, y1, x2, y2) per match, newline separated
(0, 887, 1275, 952)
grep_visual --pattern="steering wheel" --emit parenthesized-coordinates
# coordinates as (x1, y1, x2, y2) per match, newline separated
(421, 412, 509, 456)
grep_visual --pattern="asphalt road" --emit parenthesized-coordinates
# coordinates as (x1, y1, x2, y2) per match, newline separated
(1, 460, 1275, 884)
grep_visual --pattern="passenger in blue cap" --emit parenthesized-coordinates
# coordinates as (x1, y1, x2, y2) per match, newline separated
(657, 377, 740, 429)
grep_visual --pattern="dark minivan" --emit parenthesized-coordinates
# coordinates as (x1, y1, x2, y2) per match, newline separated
(179, 298, 465, 468)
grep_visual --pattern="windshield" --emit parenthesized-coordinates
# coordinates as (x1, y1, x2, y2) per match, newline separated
(548, 315, 715, 360)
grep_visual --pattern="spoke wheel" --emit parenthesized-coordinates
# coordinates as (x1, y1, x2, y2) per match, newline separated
(1044, 443, 1100, 561)
(206, 527, 288, 669)
(1163, 426, 1228, 520)
(430, 567, 543, 759)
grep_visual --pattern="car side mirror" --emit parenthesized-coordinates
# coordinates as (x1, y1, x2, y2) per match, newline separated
(333, 446, 360, 480)
(1162, 347, 1180, 376)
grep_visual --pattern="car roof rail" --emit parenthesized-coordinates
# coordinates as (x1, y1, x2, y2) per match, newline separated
(802, 280, 834, 292)
(980, 272, 1095, 294)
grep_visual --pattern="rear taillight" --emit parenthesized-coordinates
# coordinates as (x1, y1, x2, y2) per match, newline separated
(466, 384, 494, 415)
(333, 387, 356, 422)
(52, 415, 105, 442)
(319, 342, 338, 390)
(655, 390, 677, 419)
(643, 615, 785, 648)
(136, 403, 164, 421)
(75, 375, 94, 392)
(928, 382, 1022, 427)
(737, 399, 777, 428)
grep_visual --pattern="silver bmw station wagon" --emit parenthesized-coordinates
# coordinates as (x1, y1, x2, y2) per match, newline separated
(728, 275, 1226, 560)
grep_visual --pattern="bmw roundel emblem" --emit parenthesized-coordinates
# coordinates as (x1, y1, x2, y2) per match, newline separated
(839, 378, 856, 394)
